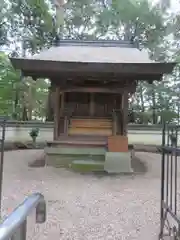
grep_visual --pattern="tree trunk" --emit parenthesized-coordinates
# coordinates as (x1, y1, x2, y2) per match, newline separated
(139, 83, 145, 112)
(22, 106, 28, 121)
(28, 85, 33, 120)
(13, 87, 19, 119)
(152, 86, 156, 124)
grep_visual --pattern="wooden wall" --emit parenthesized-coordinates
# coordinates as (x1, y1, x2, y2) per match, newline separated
(64, 92, 122, 117)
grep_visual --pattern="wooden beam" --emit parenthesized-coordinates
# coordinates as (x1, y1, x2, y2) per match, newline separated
(60, 86, 136, 94)
(52, 79, 138, 91)
(23, 71, 163, 82)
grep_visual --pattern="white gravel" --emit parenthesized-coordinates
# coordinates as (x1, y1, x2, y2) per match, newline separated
(1, 150, 176, 240)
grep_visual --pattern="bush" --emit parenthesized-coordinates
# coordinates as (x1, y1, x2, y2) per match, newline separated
(29, 128, 39, 142)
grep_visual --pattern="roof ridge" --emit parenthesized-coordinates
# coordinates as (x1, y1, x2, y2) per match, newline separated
(52, 39, 137, 48)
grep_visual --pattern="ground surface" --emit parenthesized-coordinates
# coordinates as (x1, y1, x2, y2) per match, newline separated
(1, 150, 179, 240)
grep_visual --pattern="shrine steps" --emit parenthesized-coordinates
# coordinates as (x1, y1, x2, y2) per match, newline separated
(45, 135, 134, 172)
(45, 149, 106, 168)
(68, 117, 113, 136)
(47, 136, 107, 148)
(45, 136, 107, 169)
(71, 160, 104, 172)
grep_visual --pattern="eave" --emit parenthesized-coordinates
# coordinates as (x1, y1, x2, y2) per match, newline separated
(10, 58, 176, 82)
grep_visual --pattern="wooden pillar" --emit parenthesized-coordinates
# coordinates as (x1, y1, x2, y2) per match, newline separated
(53, 86, 60, 140)
(112, 111, 117, 136)
(121, 92, 129, 136)
(60, 92, 64, 116)
(90, 93, 95, 116)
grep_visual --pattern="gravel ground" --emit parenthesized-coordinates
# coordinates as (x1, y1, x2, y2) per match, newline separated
(1, 150, 179, 240)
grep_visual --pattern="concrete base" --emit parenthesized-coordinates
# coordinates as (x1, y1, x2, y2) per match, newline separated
(104, 152, 133, 173)
(44, 146, 105, 168)
(71, 160, 104, 172)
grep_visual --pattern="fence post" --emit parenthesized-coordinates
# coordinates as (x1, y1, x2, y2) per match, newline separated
(0, 117, 6, 218)
(159, 121, 166, 239)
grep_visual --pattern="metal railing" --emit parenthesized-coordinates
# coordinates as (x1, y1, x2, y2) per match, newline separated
(0, 193, 46, 240)
(0, 117, 6, 217)
(159, 124, 180, 239)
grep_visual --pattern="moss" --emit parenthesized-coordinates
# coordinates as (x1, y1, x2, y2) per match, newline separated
(71, 160, 104, 172)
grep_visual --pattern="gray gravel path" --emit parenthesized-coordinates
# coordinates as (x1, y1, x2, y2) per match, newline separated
(1, 150, 177, 240)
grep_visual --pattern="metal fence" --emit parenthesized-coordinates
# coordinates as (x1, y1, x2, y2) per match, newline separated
(0, 193, 46, 240)
(159, 124, 180, 239)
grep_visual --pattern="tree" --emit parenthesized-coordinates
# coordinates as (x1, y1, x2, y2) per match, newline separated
(0, 0, 178, 122)
(0, 53, 20, 117)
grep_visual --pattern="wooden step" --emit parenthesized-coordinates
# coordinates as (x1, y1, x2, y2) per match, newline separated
(57, 135, 107, 141)
(69, 118, 112, 136)
(71, 121, 112, 126)
(47, 140, 106, 148)
(70, 124, 112, 129)
(71, 116, 111, 119)
(71, 120, 112, 124)
(70, 119, 112, 128)
(71, 117, 111, 121)
(71, 119, 112, 122)
(69, 128, 112, 136)
(70, 123, 112, 128)
(71, 119, 112, 124)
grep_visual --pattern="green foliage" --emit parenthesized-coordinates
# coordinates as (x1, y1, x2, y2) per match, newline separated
(0, 52, 20, 116)
(0, 0, 180, 124)
(29, 127, 39, 141)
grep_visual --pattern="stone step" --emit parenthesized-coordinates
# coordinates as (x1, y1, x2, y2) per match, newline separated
(71, 160, 104, 172)
(46, 155, 105, 168)
(45, 146, 106, 155)
(47, 140, 106, 148)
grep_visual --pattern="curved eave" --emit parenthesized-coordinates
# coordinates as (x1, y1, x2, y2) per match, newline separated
(10, 58, 176, 81)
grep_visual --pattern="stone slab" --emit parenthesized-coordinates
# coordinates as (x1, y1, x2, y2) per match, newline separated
(71, 160, 104, 172)
(44, 146, 106, 155)
(104, 152, 133, 173)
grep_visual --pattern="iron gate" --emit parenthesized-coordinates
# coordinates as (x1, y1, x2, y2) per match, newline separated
(159, 123, 180, 239)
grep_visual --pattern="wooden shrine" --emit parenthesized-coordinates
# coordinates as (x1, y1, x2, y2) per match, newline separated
(10, 39, 176, 172)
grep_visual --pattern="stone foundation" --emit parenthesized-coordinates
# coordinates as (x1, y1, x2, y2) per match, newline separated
(104, 152, 133, 173)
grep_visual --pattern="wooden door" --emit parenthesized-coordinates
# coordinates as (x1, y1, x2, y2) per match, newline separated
(94, 93, 121, 117)
(65, 92, 90, 116)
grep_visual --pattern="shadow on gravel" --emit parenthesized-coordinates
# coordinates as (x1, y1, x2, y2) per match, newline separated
(131, 156, 148, 175)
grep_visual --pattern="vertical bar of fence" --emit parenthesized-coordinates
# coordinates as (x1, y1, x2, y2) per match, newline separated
(174, 127, 178, 215)
(170, 127, 173, 210)
(166, 126, 170, 207)
(160, 121, 166, 237)
(0, 119, 6, 218)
